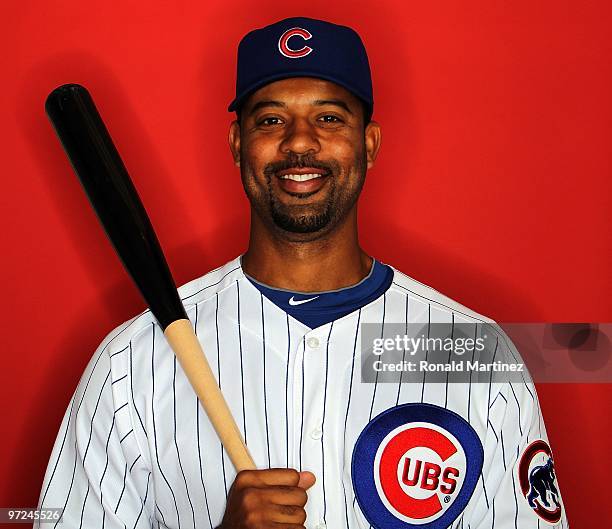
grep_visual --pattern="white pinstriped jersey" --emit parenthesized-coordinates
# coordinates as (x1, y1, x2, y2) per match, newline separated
(36, 256, 568, 529)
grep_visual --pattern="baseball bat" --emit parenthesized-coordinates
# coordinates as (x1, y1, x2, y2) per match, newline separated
(45, 83, 255, 472)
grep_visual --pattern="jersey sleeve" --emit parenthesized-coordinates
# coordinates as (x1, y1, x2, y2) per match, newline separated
(35, 336, 154, 529)
(467, 328, 569, 528)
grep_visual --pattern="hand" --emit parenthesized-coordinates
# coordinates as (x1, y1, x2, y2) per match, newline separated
(219, 468, 316, 529)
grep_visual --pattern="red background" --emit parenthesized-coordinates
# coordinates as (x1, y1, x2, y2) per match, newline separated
(2, 1, 610, 526)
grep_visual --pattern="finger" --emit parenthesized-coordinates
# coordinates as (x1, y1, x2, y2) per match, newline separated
(260, 485, 308, 507)
(267, 504, 307, 525)
(234, 468, 301, 489)
(297, 471, 316, 490)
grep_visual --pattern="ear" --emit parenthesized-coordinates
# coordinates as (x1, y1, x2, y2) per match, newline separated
(364, 121, 382, 169)
(228, 120, 241, 166)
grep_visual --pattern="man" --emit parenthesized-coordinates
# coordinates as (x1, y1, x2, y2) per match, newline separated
(37, 17, 568, 529)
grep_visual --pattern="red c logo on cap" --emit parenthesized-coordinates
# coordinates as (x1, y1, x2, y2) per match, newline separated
(278, 27, 313, 58)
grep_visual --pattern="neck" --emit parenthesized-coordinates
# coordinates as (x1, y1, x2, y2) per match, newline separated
(241, 208, 372, 292)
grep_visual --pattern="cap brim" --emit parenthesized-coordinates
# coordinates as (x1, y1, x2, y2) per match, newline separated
(228, 71, 373, 112)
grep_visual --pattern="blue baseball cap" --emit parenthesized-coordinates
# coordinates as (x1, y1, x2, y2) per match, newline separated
(228, 17, 373, 117)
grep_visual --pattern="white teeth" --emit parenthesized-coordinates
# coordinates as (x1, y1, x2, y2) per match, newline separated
(280, 173, 323, 182)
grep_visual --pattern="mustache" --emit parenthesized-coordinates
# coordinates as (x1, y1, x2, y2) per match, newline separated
(263, 155, 338, 177)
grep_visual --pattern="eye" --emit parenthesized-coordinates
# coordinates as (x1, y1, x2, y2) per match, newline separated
(258, 116, 284, 127)
(318, 114, 343, 124)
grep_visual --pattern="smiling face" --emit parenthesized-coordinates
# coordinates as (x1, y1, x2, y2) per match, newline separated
(229, 77, 381, 241)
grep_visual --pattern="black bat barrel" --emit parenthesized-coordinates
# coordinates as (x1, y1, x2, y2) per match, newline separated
(45, 84, 187, 330)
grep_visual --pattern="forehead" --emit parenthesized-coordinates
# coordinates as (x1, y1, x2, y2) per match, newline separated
(242, 77, 361, 110)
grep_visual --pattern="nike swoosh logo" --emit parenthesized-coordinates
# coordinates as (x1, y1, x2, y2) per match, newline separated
(288, 295, 320, 306)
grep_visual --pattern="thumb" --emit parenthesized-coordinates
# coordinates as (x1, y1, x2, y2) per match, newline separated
(297, 471, 316, 490)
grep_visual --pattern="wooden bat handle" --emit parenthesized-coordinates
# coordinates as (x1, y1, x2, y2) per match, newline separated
(164, 319, 256, 472)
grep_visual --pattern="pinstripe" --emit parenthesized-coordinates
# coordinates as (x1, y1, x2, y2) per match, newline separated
(500, 427, 507, 471)
(421, 305, 431, 403)
(115, 463, 128, 514)
(508, 383, 523, 436)
(285, 314, 290, 469)
(537, 399, 543, 438)
(343, 310, 361, 529)
(486, 337, 499, 427)
(155, 504, 166, 526)
(321, 322, 334, 523)
(357, 294, 386, 518)
(55, 367, 111, 529)
(215, 293, 228, 498)
(40, 394, 76, 507)
(112, 374, 128, 385)
(487, 419, 499, 442)
(120, 429, 133, 443)
(132, 472, 152, 529)
(467, 324, 478, 424)
(99, 412, 117, 529)
(110, 345, 129, 358)
(129, 341, 148, 439)
(78, 485, 89, 529)
(236, 280, 247, 443)
(129, 454, 141, 473)
(196, 399, 213, 529)
(396, 296, 409, 406)
(368, 293, 386, 421)
(299, 339, 305, 472)
(444, 314, 455, 409)
(41, 338, 108, 506)
(151, 324, 178, 528)
(194, 304, 214, 529)
(173, 356, 196, 529)
(261, 294, 271, 468)
(511, 459, 519, 529)
(489, 392, 507, 409)
(480, 472, 490, 509)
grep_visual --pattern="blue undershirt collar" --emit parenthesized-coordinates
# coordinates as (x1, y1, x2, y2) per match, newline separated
(244, 259, 394, 329)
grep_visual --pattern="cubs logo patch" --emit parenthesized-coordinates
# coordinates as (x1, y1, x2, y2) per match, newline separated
(352, 404, 483, 529)
(518, 440, 562, 524)
(278, 27, 313, 58)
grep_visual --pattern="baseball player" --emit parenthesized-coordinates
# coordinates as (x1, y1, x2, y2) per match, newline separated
(37, 17, 569, 529)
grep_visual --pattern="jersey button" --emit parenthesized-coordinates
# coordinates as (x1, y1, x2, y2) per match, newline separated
(310, 426, 323, 440)
(306, 337, 320, 349)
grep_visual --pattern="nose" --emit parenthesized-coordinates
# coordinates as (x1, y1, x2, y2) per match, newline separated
(279, 118, 321, 157)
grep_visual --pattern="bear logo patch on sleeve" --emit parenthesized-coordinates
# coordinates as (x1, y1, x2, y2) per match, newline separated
(518, 439, 562, 524)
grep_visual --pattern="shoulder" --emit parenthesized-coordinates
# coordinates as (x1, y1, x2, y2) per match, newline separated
(176, 255, 244, 307)
(384, 262, 524, 369)
(386, 262, 541, 421)
(385, 262, 495, 324)
(100, 256, 245, 356)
